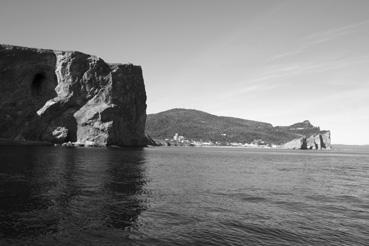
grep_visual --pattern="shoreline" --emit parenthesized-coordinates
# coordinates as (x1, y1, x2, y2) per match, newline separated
(0, 138, 333, 151)
(0, 138, 147, 149)
(0, 138, 53, 146)
(148, 144, 333, 151)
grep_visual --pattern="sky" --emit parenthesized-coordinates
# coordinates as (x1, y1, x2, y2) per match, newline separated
(1, 0, 369, 144)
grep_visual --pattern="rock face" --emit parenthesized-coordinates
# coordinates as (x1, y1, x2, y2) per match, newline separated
(282, 131, 331, 150)
(281, 137, 305, 150)
(279, 120, 331, 150)
(0, 44, 147, 146)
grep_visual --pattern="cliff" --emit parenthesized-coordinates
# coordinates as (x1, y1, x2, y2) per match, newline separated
(146, 109, 331, 149)
(279, 120, 331, 149)
(281, 131, 331, 150)
(0, 44, 147, 146)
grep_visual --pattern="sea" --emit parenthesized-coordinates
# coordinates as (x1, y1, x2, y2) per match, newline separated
(0, 145, 369, 246)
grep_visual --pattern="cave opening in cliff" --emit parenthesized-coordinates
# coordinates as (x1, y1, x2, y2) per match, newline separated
(31, 73, 46, 96)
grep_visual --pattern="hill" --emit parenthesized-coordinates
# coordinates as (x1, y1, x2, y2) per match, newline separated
(146, 108, 329, 146)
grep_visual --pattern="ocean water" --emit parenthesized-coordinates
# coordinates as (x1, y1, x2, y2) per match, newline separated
(0, 146, 369, 246)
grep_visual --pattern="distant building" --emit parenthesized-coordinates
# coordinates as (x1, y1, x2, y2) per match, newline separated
(178, 135, 185, 142)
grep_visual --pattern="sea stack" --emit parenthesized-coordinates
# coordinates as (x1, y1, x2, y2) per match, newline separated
(0, 44, 147, 147)
(280, 121, 331, 150)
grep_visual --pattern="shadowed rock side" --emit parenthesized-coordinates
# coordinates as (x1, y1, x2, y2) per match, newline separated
(0, 44, 147, 147)
(146, 109, 331, 150)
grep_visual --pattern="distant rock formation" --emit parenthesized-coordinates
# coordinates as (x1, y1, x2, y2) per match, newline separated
(282, 131, 331, 150)
(0, 44, 147, 146)
(279, 120, 331, 150)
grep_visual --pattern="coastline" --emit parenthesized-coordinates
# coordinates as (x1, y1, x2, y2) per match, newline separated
(0, 138, 147, 149)
(0, 138, 332, 151)
(0, 138, 53, 146)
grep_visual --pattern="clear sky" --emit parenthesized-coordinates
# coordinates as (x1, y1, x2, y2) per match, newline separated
(1, 0, 369, 144)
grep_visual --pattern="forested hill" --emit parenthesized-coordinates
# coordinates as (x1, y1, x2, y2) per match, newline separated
(146, 108, 326, 145)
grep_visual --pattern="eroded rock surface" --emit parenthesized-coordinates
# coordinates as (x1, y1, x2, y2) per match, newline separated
(0, 44, 147, 146)
(282, 131, 331, 150)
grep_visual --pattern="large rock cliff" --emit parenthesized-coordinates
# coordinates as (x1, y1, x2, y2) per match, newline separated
(281, 131, 331, 150)
(0, 44, 147, 146)
(280, 122, 331, 150)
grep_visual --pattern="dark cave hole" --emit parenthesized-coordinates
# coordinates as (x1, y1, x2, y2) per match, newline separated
(31, 73, 46, 96)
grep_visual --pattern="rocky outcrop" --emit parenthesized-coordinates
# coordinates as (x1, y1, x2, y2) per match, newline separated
(319, 131, 331, 149)
(282, 131, 331, 150)
(281, 137, 305, 150)
(279, 120, 331, 150)
(0, 44, 147, 146)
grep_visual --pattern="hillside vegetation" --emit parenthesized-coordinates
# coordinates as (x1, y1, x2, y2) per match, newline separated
(146, 108, 324, 145)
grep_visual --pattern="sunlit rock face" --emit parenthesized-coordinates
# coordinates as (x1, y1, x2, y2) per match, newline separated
(280, 120, 331, 150)
(281, 137, 305, 150)
(0, 44, 147, 146)
(282, 131, 331, 150)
